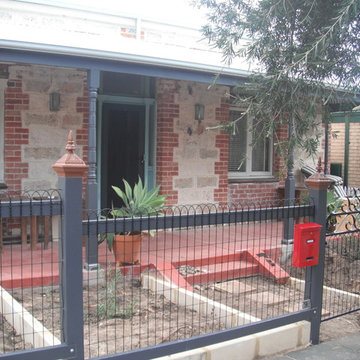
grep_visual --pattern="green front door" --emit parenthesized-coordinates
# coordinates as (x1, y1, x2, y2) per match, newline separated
(98, 96, 156, 209)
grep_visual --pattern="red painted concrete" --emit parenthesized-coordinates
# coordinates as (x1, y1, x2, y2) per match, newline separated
(0, 223, 287, 289)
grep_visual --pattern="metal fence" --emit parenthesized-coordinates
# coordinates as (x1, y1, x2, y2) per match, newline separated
(0, 190, 66, 358)
(0, 168, 344, 360)
(82, 201, 313, 359)
(322, 195, 360, 321)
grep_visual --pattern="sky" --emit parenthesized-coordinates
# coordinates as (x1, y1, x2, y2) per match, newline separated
(37, 0, 208, 27)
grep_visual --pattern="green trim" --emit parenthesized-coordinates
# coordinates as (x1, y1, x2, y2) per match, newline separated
(330, 111, 360, 123)
(97, 95, 156, 207)
(344, 115, 350, 187)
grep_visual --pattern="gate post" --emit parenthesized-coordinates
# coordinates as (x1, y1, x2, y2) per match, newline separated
(52, 131, 88, 359)
(304, 158, 332, 345)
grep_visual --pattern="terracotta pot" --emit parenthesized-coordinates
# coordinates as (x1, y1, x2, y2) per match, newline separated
(113, 233, 142, 266)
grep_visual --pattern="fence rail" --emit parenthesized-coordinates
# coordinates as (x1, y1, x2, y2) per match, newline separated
(0, 169, 359, 359)
(84, 203, 314, 235)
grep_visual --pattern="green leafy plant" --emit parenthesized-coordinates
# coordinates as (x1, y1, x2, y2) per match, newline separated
(195, 0, 360, 174)
(326, 190, 343, 232)
(97, 267, 138, 320)
(97, 267, 122, 320)
(111, 177, 167, 218)
(98, 177, 167, 251)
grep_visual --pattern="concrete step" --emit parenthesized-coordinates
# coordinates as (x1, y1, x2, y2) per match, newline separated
(184, 260, 258, 285)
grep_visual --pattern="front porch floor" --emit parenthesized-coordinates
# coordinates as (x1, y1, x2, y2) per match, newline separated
(0, 223, 288, 289)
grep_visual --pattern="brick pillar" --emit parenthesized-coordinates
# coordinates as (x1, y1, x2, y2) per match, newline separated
(214, 97, 229, 203)
(156, 79, 179, 205)
(4, 77, 29, 193)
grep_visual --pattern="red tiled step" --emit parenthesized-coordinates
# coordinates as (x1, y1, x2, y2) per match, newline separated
(184, 260, 258, 285)
(246, 250, 289, 284)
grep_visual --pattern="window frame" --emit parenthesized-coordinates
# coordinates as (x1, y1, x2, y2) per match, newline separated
(228, 107, 273, 180)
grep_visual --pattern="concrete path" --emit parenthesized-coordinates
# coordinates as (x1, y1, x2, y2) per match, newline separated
(266, 332, 360, 359)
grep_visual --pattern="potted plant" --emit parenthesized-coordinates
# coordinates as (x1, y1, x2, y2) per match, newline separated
(99, 177, 167, 266)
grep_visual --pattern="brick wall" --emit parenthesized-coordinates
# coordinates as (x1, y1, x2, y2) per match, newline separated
(347, 123, 360, 187)
(330, 122, 360, 187)
(2, 64, 88, 192)
(156, 79, 179, 205)
(4, 69, 29, 193)
(229, 182, 280, 204)
(75, 79, 90, 194)
(214, 98, 229, 204)
(156, 79, 230, 205)
(227, 124, 287, 204)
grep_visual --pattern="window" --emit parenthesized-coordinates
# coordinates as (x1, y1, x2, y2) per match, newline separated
(228, 109, 272, 179)
(100, 72, 155, 98)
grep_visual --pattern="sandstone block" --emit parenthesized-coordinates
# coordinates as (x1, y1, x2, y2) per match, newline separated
(199, 148, 218, 159)
(24, 147, 60, 160)
(25, 80, 50, 92)
(62, 114, 82, 127)
(197, 176, 217, 187)
(24, 113, 58, 126)
(174, 178, 193, 189)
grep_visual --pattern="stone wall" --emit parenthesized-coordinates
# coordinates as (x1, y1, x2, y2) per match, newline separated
(156, 79, 229, 205)
(3, 64, 88, 192)
(1, 62, 327, 205)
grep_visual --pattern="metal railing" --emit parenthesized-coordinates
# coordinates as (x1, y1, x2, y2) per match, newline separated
(0, 170, 347, 359)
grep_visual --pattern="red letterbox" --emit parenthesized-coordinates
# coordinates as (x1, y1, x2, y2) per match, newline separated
(292, 223, 322, 267)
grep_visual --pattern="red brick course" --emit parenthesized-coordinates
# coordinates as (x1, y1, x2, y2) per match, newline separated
(214, 97, 230, 203)
(156, 79, 179, 205)
(75, 78, 89, 194)
(4, 75, 29, 193)
(229, 182, 280, 204)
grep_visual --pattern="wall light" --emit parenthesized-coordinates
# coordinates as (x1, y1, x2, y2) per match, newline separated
(194, 104, 204, 122)
(49, 92, 61, 111)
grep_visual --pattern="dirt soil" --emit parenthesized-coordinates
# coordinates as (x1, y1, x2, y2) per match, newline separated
(9, 273, 226, 359)
(3, 236, 360, 359)
(0, 315, 30, 353)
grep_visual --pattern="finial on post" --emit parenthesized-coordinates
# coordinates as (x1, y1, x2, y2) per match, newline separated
(65, 130, 76, 153)
(305, 157, 331, 190)
(52, 130, 88, 177)
(316, 157, 322, 174)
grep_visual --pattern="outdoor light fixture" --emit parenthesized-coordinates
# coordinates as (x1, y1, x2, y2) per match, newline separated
(195, 103, 204, 122)
(49, 92, 61, 111)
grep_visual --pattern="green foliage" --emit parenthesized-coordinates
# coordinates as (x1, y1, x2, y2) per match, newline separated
(97, 267, 138, 320)
(98, 177, 167, 251)
(111, 177, 167, 217)
(326, 189, 344, 230)
(195, 0, 360, 170)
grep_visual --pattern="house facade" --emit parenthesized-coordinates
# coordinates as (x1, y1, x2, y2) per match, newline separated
(0, 0, 326, 208)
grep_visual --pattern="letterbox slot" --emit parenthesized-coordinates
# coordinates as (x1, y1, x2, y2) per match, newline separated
(306, 257, 314, 261)
(306, 239, 314, 243)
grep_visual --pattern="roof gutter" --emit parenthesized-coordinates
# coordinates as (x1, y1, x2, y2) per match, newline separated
(0, 40, 251, 81)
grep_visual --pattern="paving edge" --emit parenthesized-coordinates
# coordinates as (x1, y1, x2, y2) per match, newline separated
(0, 286, 61, 348)
(142, 274, 260, 327)
(142, 275, 310, 360)
(289, 277, 360, 305)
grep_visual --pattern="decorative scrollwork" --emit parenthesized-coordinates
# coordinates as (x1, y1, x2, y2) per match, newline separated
(327, 194, 360, 234)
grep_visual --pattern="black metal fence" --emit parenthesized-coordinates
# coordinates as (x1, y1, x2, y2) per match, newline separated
(0, 190, 64, 357)
(82, 201, 313, 359)
(322, 195, 360, 321)
(2, 173, 358, 359)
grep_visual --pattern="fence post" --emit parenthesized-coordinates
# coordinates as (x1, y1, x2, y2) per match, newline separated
(304, 159, 332, 345)
(52, 131, 88, 359)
